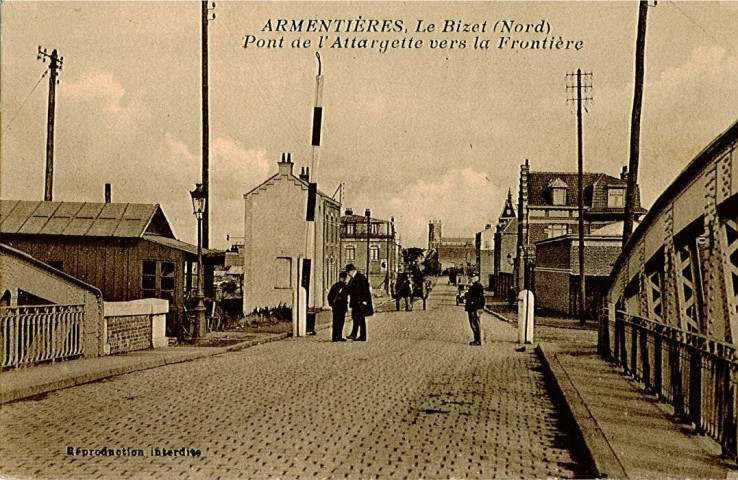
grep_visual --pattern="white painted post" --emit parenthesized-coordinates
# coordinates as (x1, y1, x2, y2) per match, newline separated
(518, 289, 535, 345)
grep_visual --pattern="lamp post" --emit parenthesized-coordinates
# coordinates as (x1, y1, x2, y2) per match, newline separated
(190, 183, 207, 342)
(365, 209, 371, 280)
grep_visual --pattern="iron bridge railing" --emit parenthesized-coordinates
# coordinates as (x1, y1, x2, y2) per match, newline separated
(603, 308, 737, 458)
(1, 304, 84, 369)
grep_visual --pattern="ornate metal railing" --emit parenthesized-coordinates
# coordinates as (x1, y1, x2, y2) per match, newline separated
(603, 308, 738, 458)
(1, 304, 84, 369)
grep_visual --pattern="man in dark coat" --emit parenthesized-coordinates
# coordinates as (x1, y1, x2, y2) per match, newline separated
(327, 271, 349, 342)
(345, 263, 372, 341)
(464, 275, 485, 346)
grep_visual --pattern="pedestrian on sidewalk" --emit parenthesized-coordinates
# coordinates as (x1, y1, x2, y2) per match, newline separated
(345, 263, 373, 341)
(465, 275, 485, 346)
(328, 271, 350, 342)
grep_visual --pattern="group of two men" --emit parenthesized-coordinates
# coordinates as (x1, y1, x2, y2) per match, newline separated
(327, 263, 373, 342)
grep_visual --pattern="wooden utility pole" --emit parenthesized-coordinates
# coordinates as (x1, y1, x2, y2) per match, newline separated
(37, 47, 63, 202)
(201, 1, 215, 248)
(623, 0, 649, 246)
(567, 69, 593, 323)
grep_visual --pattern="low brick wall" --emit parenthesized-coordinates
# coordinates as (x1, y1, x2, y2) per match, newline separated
(104, 299, 169, 355)
(106, 314, 152, 354)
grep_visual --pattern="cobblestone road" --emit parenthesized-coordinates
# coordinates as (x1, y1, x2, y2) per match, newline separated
(1, 284, 593, 479)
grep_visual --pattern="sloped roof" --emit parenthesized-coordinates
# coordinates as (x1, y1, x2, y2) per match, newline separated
(142, 234, 217, 256)
(527, 172, 618, 207)
(244, 170, 339, 206)
(0, 200, 173, 238)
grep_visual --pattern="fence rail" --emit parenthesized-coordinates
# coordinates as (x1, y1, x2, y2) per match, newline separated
(1, 304, 84, 369)
(603, 308, 738, 458)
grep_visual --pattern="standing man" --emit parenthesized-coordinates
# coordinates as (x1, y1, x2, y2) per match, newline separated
(465, 275, 485, 346)
(327, 271, 349, 342)
(346, 263, 373, 341)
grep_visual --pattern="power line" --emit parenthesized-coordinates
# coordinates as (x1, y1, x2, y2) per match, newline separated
(2, 67, 49, 135)
(668, 1, 734, 57)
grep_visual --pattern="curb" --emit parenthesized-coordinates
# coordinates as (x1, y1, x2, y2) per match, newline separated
(535, 343, 628, 480)
(2, 332, 290, 404)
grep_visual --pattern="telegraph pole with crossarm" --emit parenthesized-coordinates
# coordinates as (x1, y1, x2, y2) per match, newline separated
(567, 69, 593, 323)
(37, 47, 63, 202)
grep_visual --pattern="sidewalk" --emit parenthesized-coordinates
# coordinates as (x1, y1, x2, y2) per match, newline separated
(488, 306, 737, 479)
(0, 310, 333, 404)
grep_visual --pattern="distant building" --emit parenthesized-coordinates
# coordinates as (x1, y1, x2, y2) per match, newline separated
(515, 160, 646, 292)
(428, 220, 476, 273)
(494, 190, 517, 296)
(242, 154, 341, 314)
(0, 200, 210, 338)
(476, 225, 495, 290)
(340, 208, 400, 291)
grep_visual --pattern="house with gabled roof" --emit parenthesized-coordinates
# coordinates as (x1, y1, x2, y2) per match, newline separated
(0, 199, 213, 339)
(243, 154, 341, 314)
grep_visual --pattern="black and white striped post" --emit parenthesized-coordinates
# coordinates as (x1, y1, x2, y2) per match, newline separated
(298, 53, 324, 337)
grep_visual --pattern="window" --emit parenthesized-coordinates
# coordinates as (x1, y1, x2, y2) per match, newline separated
(552, 188, 567, 205)
(370, 245, 380, 261)
(346, 224, 355, 235)
(275, 257, 292, 289)
(607, 187, 625, 208)
(345, 245, 355, 261)
(371, 223, 379, 235)
(142, 260, 176, 300)
(142, 260, 157, 298)
(548, 224, 568, 238)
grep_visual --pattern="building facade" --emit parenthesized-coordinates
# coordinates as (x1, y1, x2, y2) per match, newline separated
(514, 160, 646, 292)
(476, 225, 495, 290)
(428, 220, 476, 273)
(494, 190, 517, 296)
(242, 154, 341, 314)
(340, 208, 400, 291)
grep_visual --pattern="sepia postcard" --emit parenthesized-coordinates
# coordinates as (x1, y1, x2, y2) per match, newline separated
(1, 1, 738, 479)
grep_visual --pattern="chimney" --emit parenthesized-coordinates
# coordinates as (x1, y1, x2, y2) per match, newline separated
(620, 165, 628, 181)
(299, 166, 310, 182)
(345, 208, 353, 216)
(105, 183, 111, 203)
(278, 153, 294, 176)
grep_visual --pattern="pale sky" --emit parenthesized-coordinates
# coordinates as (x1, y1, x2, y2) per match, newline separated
(2, 1, 737, 248)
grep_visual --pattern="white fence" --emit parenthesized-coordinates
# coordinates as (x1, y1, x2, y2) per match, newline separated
(1, 304, 84, 369)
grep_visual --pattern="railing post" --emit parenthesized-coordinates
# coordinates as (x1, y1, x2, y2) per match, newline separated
(641, 323, 651, 390)
(724, 363, 737, 458)
(631, 320, 638, 376)
(613, 310, 621, 362)
(671, 330, 685, 418)
(654, 325, 663, 398)
(689, 337, 703, 430)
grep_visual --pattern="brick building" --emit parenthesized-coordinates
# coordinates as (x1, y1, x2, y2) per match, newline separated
(494, 190, 517, 296)
(514, 159, 646, 292)
(534, 222, 628, 317)
(340, 208, 400, 291)
(428, 220, 476, 273)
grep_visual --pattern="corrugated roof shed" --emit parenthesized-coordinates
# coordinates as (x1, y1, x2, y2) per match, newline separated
(0, 200, 165, 238)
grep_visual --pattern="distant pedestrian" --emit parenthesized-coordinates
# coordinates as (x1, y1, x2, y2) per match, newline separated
(346, 263, 373, 341)
(465, 275, 485, 346)
(327, 271, 350, 342)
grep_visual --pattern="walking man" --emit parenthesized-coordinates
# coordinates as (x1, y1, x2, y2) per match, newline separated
(327, 271, 349, 342)
(346, 263, 373, 341)
(465, 275, 485, 346)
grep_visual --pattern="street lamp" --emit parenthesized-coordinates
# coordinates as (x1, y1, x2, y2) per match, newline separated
(190, 183, 207, 342)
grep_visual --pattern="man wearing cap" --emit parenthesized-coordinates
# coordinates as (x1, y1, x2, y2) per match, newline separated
(464, 275, 485, 346)
(345, 263, 373, 341)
